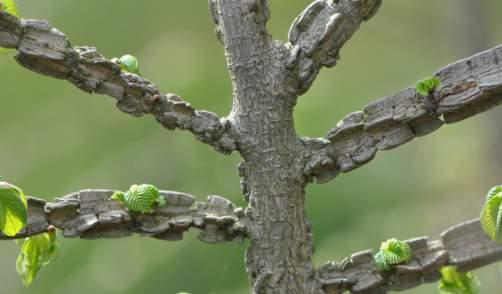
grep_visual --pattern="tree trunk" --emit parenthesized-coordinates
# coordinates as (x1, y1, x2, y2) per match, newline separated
(4, 0, 502, 293)
(213, 0, 318, 292)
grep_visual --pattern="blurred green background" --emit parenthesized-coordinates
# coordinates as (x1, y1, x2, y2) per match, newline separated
(1, 0, 501, 293)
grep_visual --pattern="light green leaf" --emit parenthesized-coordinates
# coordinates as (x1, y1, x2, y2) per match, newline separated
(416, 76, 442, 96)
(111, 184, 166, 213)
(485, 185, 502, 201)
(0, 0, 20, 17)
(380, 238, 412, 264)
(110, 191, 125, 202)
(426, 76, 441, 89)
(16, 230, 60, 286)
(438, 266, 480, 294)
(0, 182, 27, 236)
(373, 251, 390, 271)
(416, 82, 430, 96)
(113, 54, 141, 76)
(480, 187, 502, 241)
(374, 238, 412, 271)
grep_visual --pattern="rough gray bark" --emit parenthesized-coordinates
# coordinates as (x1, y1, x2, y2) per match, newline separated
(308, 45, 502, 183)
(286, 0, 381, 94)
(211, 0, 319, 291)
(2, 1, 502, 293)
(0, 190, 246, 243)
(209, 1, 381, 292)
(0, 12, 236, 154)
(320, 219, 502, 293)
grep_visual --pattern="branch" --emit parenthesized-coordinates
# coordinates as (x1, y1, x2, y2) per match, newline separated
(0, 11, 237, 154)
(304, 44, 502, 183)
(286, 0, 382, 94)
(0, 189, 247, 244)
(318, 219, 502, 293)
(209, 0, 271, 47)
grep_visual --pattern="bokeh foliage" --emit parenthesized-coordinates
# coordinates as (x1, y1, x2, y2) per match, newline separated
(1, 0, 502, 293)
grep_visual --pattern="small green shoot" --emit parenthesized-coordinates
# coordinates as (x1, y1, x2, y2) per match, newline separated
(111, 184, 166, 213)
(373, 238, 412, 271)
(480, 185, 502, 241)
(0, 0, 20, 17)
(0, 181, 28, 236)
(112, 54, 141, 76)
(16, 226, 60, 286)
(438, 266, 480, 294)
(416, 76, 441, 96)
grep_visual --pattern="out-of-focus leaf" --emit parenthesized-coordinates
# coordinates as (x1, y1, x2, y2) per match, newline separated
(0, 181, 27, 236)
(16, 230, 60, 286)
(438, 266, 480, 294)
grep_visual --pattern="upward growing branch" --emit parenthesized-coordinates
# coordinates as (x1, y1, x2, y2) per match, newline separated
(287, 0, 382, 94)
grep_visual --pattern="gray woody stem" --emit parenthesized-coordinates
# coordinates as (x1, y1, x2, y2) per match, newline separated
(319, 219, 502, 294)
(0, 11, 236, 154)
(287, 0, 382, 94)
(2, 0, 502, 293)
(306, 45, 502, 184)
(0, 190, 246, 244)
(212, 0, 320, 292)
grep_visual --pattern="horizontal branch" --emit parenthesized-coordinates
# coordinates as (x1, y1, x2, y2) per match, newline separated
(0, 11, 237, 154)
(0, 189, 247, 244)
(286, 0, 382, 94)
(304, 44, 502, 183)
(318, 219, 502, 293)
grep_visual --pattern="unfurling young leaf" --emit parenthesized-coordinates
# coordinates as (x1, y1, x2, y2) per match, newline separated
(111, 54, 141, 76)
(438, 266, 480, 294)
(0, 181, 27, 236)
(416, 76, 442, 96)
(0, 0, 20, 55)
(373, 251, 391, 271)
(373, 238, 412, 271)
(480, 185, 502, 241)
(0, 0, 20, 17)
(16, 227, 60, 286)
(111, 184, 166, 213)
